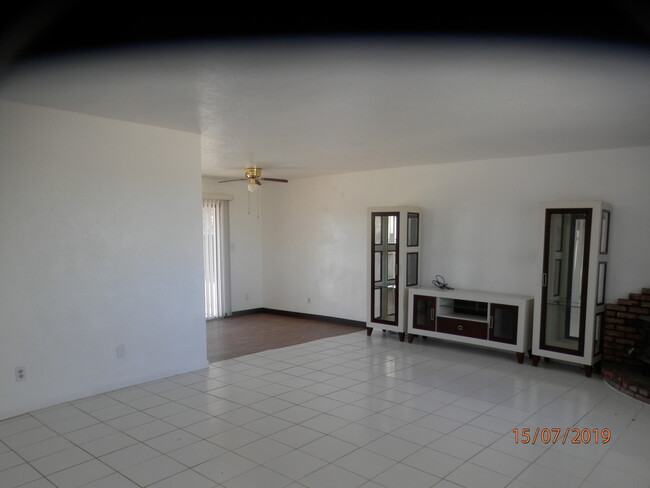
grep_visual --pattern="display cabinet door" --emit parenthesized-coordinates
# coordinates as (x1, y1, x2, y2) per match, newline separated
(413, 295, 436, 331)
(371, 212, 399, 325)
(489, 303, 518, 344)
(539, 208, 592, 356)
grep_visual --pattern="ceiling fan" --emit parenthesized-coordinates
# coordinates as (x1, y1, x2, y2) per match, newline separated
(218, 167, 288, 192)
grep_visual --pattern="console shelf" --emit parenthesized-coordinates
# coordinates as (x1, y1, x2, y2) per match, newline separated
(437, 312, 487, 323)
(407, 286, 533, 363)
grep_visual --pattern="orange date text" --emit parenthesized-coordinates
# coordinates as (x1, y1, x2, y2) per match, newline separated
(512, 427, 611, 445)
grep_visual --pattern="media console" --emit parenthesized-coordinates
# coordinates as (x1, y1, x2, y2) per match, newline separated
(407, 286, 534, 363)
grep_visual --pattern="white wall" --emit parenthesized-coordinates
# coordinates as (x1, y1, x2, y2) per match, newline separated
(202, 178, 264, 312)
(260, 146, 650, 322)
(0, 101, 207, 420)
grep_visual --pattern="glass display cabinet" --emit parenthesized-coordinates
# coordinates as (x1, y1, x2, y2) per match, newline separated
(531, 201, 611, 377)
(367, 206, 421, 341)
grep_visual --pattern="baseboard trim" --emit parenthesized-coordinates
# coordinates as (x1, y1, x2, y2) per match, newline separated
(229, 308, 265, 318)
(229, 308, 365, 328)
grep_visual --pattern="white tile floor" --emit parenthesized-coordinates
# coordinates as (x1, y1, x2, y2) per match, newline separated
(1, 331, 649, 488)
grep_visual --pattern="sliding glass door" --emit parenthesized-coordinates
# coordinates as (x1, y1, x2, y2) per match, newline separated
(202, 199, 231, 319)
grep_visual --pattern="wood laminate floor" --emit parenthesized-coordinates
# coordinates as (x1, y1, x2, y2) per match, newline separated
(206, 312, 361, 362)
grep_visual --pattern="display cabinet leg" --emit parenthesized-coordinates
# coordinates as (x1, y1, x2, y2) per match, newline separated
(407, 334, 415, 344)
(584, 365, 593, 378)
(516, 352, 524, 364)
(531, 355, 541, 367)
(398, 332, 405, 342)
(366, 327, 372, 336)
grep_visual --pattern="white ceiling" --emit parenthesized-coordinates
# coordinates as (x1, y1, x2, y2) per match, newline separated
(1, 35, 649, 181)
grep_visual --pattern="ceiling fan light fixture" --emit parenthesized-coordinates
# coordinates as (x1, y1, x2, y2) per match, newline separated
(244, 167, 262, 180)
(247, 182, 259, 192)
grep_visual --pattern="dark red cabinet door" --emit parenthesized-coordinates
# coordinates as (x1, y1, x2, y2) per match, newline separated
(413, 295, 436, 331)
(489, 303, 518, 344)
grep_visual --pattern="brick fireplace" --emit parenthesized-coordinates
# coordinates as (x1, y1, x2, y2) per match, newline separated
(601, 287, 650, 404)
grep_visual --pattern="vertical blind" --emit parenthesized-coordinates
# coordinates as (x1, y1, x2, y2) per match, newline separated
(202, 199, 231, 319)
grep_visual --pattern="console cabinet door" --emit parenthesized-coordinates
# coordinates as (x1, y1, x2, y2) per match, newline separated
(489, 303, 518, 344)
(413, 295, 436, 331)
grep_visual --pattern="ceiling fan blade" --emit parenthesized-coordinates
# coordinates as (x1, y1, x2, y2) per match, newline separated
(260, 178, 289, 183)
(218, 178, 247, 183)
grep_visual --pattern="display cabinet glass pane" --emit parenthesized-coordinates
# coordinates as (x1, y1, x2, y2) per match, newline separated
(553, 214, 564, 252)
(373, 252, 382, 282)
(407, 213, 419, 246)
(387, 251, 397, 280)
(541, 209, 591, 354)
(374, 216, 382, 244)
(385, 286, 396, 317)
(387, 216, 398, 244)
(600, 210, 610, 254)
(406, 252, 418, 286)
(597, 262, 607, 305)
(373, 288, 381, 318)
(552, 259, 562, 297)
(594, 313, 603, 355)
(373, 286, 396, 323)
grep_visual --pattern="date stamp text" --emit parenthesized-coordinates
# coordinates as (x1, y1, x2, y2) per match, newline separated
(513, 428, 611, 445)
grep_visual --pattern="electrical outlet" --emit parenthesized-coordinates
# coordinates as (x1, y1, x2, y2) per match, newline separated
(15, 366, 26, 382)
(116, 344, 125, 358)
(307, 297, 311, 304)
